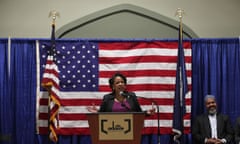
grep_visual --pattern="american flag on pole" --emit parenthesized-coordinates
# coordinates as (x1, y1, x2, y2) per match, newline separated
(40, 24, 60, 142)
(36, 40, 191, 136)
(172, 21, 190, 144)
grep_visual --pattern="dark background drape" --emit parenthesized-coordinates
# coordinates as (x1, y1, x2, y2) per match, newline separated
(191, 38, 240, 121)
(0, 39, 10, 143)
(0, 38, 239, 144)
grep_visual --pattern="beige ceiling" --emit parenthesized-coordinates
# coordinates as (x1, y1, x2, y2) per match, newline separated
(0, 0, 239, 38)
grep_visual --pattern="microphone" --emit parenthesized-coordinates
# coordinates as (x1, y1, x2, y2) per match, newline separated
(119, 91, 130, 110)
(120, 91, 129, 98)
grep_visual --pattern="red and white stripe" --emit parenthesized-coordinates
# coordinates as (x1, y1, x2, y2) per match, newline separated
(41, 55, 60, 141)
(37, 41, 191, 135)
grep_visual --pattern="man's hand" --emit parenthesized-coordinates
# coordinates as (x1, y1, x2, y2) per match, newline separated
(206, 138, 225, 144)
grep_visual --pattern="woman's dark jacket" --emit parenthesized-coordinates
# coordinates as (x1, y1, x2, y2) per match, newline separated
(98, 92, 142, 112)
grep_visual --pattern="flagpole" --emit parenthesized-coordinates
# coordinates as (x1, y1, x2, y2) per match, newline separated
(47, 10, 59, 144)
(176, 8, 183, 109)
(173, 8, 185, 144)
(49, 10, 60, 26)
(175, 8, 184, 43)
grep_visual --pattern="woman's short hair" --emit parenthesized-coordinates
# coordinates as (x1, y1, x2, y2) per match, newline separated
(108, 72, 127, 90)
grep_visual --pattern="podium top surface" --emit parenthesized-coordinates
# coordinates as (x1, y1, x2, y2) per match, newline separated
(86, 112, 146, 115)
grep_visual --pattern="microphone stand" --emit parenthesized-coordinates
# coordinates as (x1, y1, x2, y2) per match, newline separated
(137, 96, 161, 144)
(152, 101, 161, 144)
(157, 104, 161, 144)
(121, 103, 131, 111)
(121, 92, 161, 144)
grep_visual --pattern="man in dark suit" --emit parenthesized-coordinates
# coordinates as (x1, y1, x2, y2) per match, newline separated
(235, 117, 240, 144)
(192, 95, 234, 144)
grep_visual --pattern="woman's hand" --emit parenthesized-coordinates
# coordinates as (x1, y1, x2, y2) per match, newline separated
(86, 103, 98, 113)
(146, 108, 156, 115)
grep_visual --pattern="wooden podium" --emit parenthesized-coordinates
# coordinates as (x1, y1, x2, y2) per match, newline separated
(86, 112, 145, 144)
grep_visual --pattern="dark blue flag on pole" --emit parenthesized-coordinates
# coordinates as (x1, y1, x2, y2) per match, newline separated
(172, 22, 189, 144)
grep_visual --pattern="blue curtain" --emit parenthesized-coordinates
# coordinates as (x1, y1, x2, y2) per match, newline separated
(191, 38, 240, 121)
(5, 39, 37, 144)
(0, 38, 239, 144)
(0, 39, 10, 144)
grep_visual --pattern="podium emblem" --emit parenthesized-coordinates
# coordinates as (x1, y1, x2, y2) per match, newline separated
(99, 114, 133, 140)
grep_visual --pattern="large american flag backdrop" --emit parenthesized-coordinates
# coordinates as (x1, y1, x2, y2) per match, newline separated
(36, 40, 192, 135)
